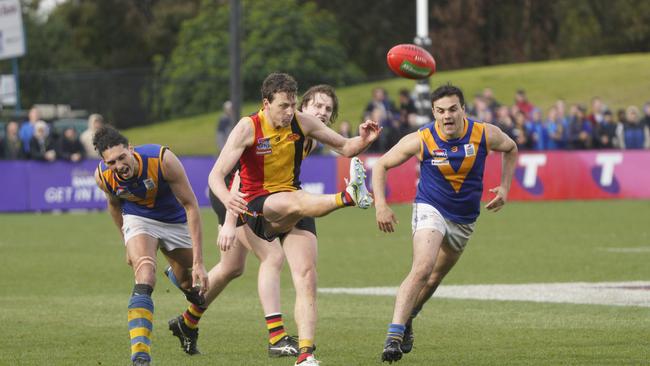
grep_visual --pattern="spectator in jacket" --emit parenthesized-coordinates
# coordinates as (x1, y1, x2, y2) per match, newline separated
(595, 111, 620, 149)
(57, 127, 85, 162)
(80, 114, 105, 159)
(618, 105, 650, 149)
(29, 120, 56, 162)
(1, 121, 25, 159)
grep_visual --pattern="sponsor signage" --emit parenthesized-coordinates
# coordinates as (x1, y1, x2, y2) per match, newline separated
(0, 0, 25, 60)
(1, 151, 649, 212)
(0, 156, 339, 212)
(339, 151, 650, 203)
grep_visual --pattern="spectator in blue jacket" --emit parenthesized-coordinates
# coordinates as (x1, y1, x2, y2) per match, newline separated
(618, 105, 650, 149)
(568, 105, 592, 149)
(527, 108, 548, 150)
(545, 106, 566, 150)
(19, 107, 43, 153)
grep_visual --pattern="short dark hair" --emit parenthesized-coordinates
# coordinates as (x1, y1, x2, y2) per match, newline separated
(430, 83, 465, 108)
(299, 84, 339, 124)
(93, 126, 128, 157)
(261, 73, 298, 103)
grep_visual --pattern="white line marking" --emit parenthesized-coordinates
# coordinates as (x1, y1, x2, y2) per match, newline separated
(319, 281, 650, 307)
(599, 247, 650, 253)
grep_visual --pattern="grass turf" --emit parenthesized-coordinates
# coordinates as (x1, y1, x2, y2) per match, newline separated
(0, 200, 649, 365)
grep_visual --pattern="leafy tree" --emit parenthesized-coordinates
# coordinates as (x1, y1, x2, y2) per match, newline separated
(0, 2, 91, 109)
(156, 0, 362, 118)
(304, 0, 417, 79)
(1, 0, 200, 123)
(555, 0, 650, 57)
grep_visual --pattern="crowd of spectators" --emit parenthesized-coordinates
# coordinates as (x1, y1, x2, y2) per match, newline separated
(5, 89, 650, 161)
(362, 87, 419, 153)
(331, 87, 650, 154)
(0, 107, 105, 161)
(470, 90, 650, 151)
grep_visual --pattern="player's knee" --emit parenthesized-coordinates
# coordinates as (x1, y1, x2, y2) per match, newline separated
(427, 270, 446, 288)
(132, 255, 157, 283)
(263, 250, 286, 270)
(224, 263, 245, 280)
(411, 262, 434, 282)
(425, 275, 442, 290)
(278, 199, 303, 216)
(292, 264, 317, 285)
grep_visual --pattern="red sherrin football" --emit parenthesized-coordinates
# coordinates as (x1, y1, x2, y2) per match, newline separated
(386, 44, 436, 79)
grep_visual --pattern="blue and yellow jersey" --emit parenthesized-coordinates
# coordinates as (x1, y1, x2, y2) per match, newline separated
(415, 118, 490, 224)
(97, 144, 186, 223)
(238, 110, 305, 202)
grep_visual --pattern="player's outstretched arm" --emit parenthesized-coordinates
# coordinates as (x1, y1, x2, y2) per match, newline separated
(162, 149, 209, 294)
(485, 124, 518, 212)
(94, 168, 124, 239)
(373, 132, 420, 233)
(300, 111, 382, 157)
(208, 117, 252, 215)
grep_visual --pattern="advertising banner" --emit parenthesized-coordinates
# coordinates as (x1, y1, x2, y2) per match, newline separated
(1, 151, 649, 212)
(482, 151, 650, 200)
(0, 0, 26, 60)
(357, 151, 650, 203)
(0, 160, 29, 211)
(27, 160, 106, 210)
(0, 156, 339, 212)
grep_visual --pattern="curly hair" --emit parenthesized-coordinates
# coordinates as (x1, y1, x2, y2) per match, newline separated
(261, 73, 298, 103)
(92, 126, 128, 157)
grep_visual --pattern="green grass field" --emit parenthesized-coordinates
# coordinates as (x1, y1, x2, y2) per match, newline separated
(1, 200, 649, 365)
(123, 53, 650, 156)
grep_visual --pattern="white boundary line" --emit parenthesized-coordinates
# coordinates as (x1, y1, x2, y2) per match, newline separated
(319, 281, 650, 308)
(598, 247, 650, 253)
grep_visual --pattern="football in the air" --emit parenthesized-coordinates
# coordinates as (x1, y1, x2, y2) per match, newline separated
(386, 44, 436, 79)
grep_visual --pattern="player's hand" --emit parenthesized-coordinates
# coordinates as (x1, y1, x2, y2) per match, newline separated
(226, 191, 248, 215)
(376, 203, 398, 233)
(191, 262, 209, 296)
(358, 120, 382, 144)
(485, 186, 507, 212)
(217, 221, 237, 251)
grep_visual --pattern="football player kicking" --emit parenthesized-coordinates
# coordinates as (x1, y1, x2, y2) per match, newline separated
(212, 73, 380, 366)
(372, 83, 517, 363)
(166, 85, 347, 360)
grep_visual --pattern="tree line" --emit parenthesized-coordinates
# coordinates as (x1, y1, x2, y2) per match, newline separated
(2, 0, 648, 127)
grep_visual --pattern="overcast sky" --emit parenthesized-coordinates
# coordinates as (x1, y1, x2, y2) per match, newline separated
(36, 0, 66, 18)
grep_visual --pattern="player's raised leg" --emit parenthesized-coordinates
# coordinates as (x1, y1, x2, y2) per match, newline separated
(262, 157, 373, 236)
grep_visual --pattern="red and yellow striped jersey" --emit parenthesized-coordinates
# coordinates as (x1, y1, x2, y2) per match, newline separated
(238, 110, 306, 202)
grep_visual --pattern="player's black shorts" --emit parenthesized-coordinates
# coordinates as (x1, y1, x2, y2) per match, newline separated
(245, 192, 316, 242)
(209, 167, 239, 225)
(209, 189, 229, 226)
